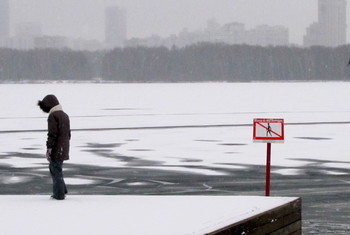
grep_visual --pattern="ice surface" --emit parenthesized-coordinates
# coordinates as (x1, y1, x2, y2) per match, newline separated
(0, 82, 346, 234)
(1, 82, 350, 174)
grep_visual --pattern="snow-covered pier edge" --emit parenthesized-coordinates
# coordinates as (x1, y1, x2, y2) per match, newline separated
(208, 197, 301, 235)
(1, 195, 301, 235)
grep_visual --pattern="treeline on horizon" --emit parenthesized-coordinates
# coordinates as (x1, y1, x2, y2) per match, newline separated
(1, 43, 350, 82)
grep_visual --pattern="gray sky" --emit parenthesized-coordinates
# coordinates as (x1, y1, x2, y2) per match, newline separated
(9, 0, 343, 45)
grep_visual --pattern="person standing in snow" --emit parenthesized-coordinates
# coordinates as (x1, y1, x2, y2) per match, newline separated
(38, 94, 70, 200)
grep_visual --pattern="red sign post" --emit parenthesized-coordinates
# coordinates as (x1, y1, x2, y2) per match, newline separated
(253, 118, 284, 196)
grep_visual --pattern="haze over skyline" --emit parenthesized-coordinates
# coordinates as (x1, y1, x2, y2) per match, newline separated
(8, 0, 349, 45)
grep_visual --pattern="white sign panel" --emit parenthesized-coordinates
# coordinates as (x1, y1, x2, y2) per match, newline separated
(253, 119, 284, 143)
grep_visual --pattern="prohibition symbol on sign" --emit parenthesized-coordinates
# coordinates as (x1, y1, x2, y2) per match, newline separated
(253, 118, 284, 143)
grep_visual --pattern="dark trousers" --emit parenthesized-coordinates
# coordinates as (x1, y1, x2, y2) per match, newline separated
(49, 160, 67, 199)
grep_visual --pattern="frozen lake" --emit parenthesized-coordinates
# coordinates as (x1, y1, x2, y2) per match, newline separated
(0, 82, 350, 233)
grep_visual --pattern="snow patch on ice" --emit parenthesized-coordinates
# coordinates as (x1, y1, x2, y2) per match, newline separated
(136, 166, 227, 176)
(323, 170, 348, 175)
(273, 169, 300, 175)
(324, 163, 350, 170)
(0, 176, 30, 184)
(65, 178, 97, 185)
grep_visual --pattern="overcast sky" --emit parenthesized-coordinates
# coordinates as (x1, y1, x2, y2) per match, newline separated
(9, 0, 349, 45)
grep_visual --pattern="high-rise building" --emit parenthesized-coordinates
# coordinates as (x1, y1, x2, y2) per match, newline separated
(105, 6, 127, 48)
(0, 0, 9, 39)
(304, 0, 347, 47)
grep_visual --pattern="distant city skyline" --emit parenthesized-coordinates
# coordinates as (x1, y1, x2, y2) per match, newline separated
(3, 0, 350, 47)
(126, 21, 290, 48)
(8, 0, 325, 45)
(304, 0, 347, 47)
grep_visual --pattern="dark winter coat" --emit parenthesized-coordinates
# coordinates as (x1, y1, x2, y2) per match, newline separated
(38, 95, 71, 161)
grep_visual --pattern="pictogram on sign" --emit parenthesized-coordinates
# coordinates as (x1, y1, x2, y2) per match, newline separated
(253, 118, 284, 143)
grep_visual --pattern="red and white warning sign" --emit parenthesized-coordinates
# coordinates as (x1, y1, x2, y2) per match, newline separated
(253, 118, 284, 143)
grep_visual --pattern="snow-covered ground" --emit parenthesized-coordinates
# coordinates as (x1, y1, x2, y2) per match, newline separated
(0, 195, 297, 235)
(1, 82, 350, 175)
